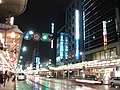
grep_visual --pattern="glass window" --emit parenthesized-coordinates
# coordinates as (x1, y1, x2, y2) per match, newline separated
(117, 77, 120, 80)
(101, 51, 105, 60)
(105, 50, 110, 59)
(114, 77, 118, 80)
(93, 53, 96, 60)
(111, 48, 117, 57)
(18, 73, 24, 75)
(96, 52, 101, 60)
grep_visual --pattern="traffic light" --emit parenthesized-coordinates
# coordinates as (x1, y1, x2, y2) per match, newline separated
(41, 33, 53, 42)
(41, 33, 48, 40)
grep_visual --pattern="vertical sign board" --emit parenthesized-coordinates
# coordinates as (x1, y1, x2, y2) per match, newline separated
(60, 33, 64, 60)
(75, 10, 80, 60)
(65, 33, 68, 60)
(103, 21, 108, 50)
(36, 56, 40, 69)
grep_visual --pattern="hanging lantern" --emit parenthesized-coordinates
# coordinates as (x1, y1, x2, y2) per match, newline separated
(0, 0, 28, 17)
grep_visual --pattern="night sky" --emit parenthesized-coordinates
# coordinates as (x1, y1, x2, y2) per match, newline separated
(14, 0, 73, 63)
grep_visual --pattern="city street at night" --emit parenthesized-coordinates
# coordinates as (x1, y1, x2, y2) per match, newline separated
(0, 0, 120, 90)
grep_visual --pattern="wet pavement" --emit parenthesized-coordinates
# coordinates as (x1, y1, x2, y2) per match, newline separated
(25, 76, 120, 90)
(0, 78, 15, 90)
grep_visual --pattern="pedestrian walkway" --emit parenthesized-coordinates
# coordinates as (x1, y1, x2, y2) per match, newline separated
(0, 79, 15, 90)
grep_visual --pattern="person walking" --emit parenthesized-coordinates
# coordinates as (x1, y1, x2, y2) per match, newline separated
(0, 71, 3, 87)
(3, 71, 8, 86)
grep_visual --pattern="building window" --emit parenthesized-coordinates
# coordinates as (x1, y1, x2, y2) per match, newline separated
(110, 48, 117, 57)
(101, 51, 105, 60)
(105, 50, 110, 59)
(96, 52, 101, 60)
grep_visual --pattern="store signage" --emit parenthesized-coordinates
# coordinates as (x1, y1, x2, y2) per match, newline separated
(0, 23, 14, 30)
(10, 56, 16, 62)
(32, 32, 41, 41)
(23, 31, 32, 40)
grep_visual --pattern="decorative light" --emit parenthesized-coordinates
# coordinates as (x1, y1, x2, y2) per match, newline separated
(11, 32, 15, 38)
(22, 46, 27, 52)
(10, 17, 14, 25)
(0, 33, 2, 39)
(20, 56, 23, 59)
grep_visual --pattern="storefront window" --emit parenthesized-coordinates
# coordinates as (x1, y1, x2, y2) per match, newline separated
(101, 51, 105, 60)
(96, 52, 101, 60)
(93, 53, 96, 60)
(105, 50, 110, 59)
(110, 48, 117, 57)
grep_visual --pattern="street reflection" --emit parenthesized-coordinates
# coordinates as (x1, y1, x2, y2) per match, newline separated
(25, 78, 98, 90)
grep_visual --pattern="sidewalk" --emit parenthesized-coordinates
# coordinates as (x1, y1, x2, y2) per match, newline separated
(0, 79, 15, 90)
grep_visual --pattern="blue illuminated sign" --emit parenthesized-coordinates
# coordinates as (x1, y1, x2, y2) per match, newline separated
(65, 33, 68, 59)
(60, 33, 64, 60)
(23, 31, 32, 40)
(36, 57, 40, 65)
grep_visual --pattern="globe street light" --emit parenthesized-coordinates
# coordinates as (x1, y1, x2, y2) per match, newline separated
(22, 46, 27, 52)
(19, 60, 21, 63)
(20, 56, 23, 59)
(28, 30, 34, 35)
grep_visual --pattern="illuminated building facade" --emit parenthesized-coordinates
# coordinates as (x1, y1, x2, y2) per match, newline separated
(83, 0, 120, 61)
(52, 0, 120, 80)
(56, 26, 66, 66)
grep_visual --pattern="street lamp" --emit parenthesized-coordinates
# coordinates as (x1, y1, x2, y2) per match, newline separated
(80, 52, 83, 55)
(19, 60, 21, 63)
(22, 46, 27, 52)
(20, 56, 23, 59)
(28, 30, 34, 35)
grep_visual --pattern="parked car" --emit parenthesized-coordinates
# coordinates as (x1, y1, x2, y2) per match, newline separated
(109, 77, 120, 87)
(17, 73, 26, 81)
(76, 74, 103, 84)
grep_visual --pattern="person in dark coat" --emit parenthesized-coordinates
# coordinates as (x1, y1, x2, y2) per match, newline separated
(0, 71, 3, 87)
(3, 71, 8, 86)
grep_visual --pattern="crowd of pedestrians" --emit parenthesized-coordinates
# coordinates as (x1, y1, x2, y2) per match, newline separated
(0, 70, 14, 87)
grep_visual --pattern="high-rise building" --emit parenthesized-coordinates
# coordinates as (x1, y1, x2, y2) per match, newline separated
(65, 0, 83, 64)
(55, 0, 120, 65)
(53, 0, 120, 79)
(56, 26, 67, 66)
(83, 0, 120, 61)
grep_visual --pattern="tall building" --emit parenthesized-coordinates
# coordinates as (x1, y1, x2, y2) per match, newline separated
(56, 0, 120, 63)
(65, 0, 83, 64)
(53, 0, 120, 79)
(56, 26, 67, 66)
(83, 0, 120, 61)
(53, 11, 66, 66)
(32, 47, 40, 69)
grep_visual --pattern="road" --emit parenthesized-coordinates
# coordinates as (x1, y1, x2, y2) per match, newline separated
(16, 76, 120, 90)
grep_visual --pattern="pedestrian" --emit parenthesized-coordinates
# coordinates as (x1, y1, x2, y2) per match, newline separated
(0, 71, 3, 87)
(3, 71, 8, 86)
(12, 73, 16, 82)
